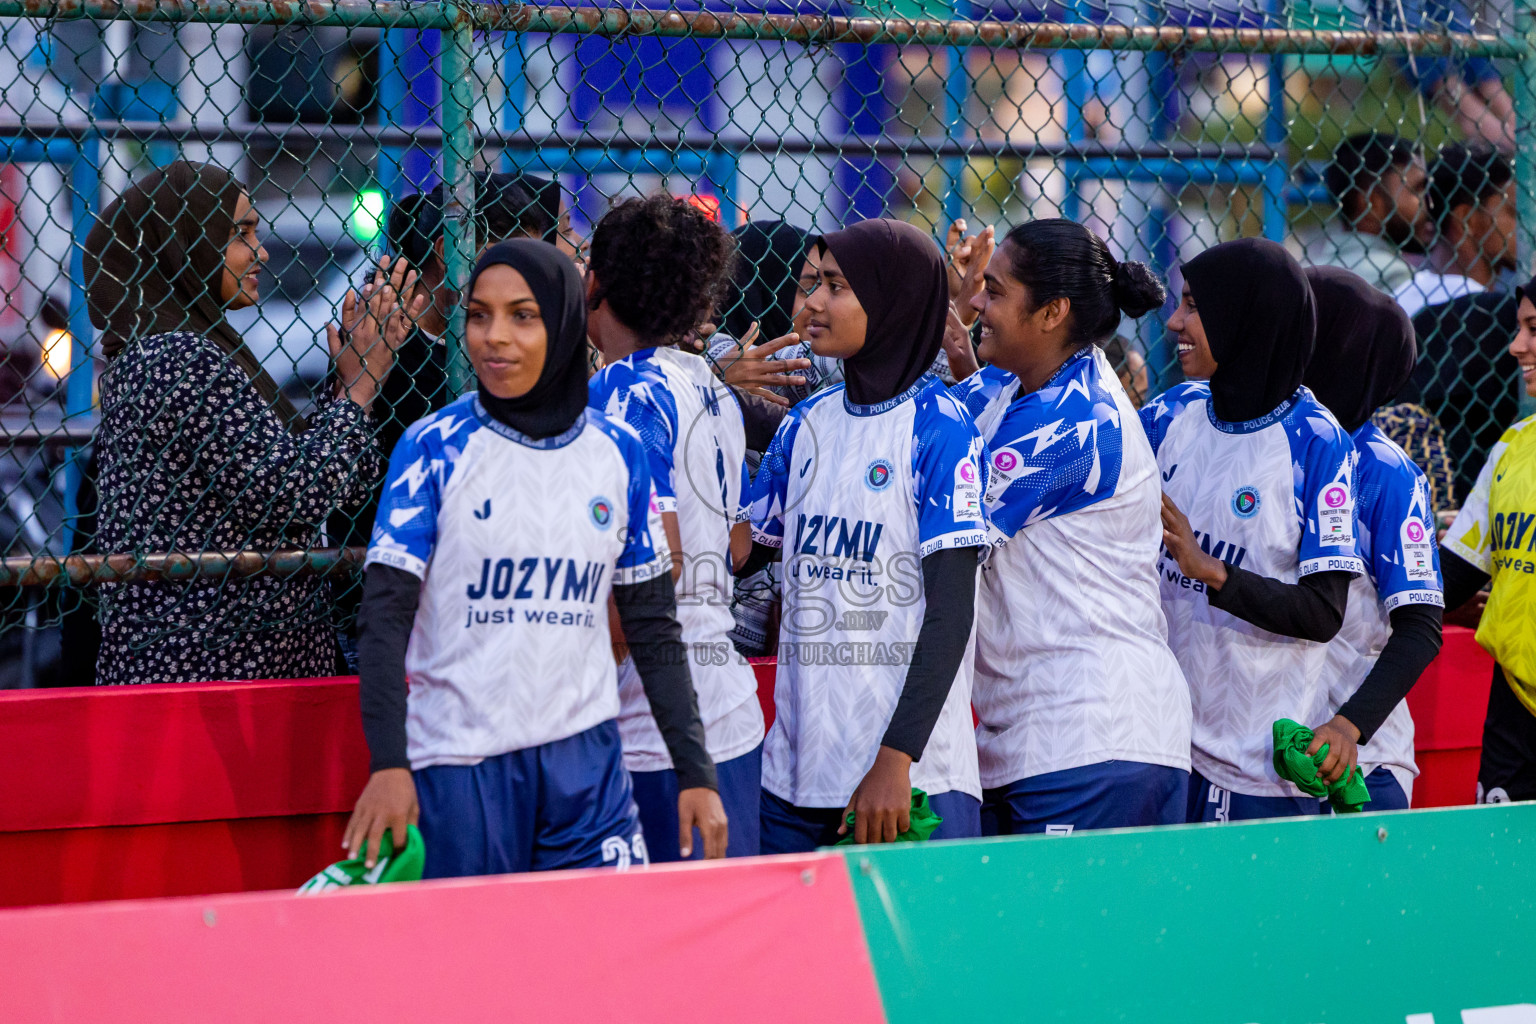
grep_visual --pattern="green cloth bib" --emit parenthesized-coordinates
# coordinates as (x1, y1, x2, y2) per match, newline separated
(298, 825, 426, 893)
(1272, 719, 1372, 813)
(835, 788, 944, 846)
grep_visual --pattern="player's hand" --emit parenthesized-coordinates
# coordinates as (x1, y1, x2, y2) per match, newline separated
(841, 746, 912, 845)
(678, 787, 729, 859)
(941, 304, 980, 382)
(945, 220, 994, 328)
(343, 767, 419, 868)
(1307, 715, 1361, 786)
(1161, 493, 1229, 590)
(708, 321, 811, 407)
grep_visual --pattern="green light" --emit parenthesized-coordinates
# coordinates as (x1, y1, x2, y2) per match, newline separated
(350, 188, 386, 242)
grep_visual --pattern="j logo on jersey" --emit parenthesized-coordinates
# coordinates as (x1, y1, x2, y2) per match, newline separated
(1231, 486, 1261, 519)
(865, 459, 894, 491)
(1401, 518, 1436, 582)
(589, 497, 614, 529)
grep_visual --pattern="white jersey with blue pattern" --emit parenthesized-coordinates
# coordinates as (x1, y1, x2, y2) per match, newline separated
(1325, 422, 1444, 791)
(366, 397, 669, 770)
(589, 346, 765, 771)
(1140, 382, 1366, 797)
(751, 375, 988, 806)
(953, 350, 1191, 786)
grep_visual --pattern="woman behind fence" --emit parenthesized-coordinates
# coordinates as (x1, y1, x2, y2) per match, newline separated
(85, 160, 424, 685)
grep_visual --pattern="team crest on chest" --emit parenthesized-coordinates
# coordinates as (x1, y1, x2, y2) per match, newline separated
(589, 497, 615, 529)
(865, 459, 894, 491)
(1231, 486, 1261, 519)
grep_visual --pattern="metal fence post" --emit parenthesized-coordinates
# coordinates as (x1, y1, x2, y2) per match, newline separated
(61, 139, 100, 558)
(441, 1, 476, 395)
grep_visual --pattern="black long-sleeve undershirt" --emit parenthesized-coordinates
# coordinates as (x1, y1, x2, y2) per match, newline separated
(1336, 602, 1443, 743)
(879, 546, 981, 760)
(611, 572, 717, 792)
(1206, 568, 1352, 643)
(358, 563, 417, 773)
(356, 564, 717, 792)
(1440, 548, 1492, 613)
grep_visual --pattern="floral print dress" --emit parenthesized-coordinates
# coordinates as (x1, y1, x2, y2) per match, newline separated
(93, 331, 380, 684)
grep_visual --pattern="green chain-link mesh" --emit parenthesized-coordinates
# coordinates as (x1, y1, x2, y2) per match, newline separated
(0, 1, 1526, 684)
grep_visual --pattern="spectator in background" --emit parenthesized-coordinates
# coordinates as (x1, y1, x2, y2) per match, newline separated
(1426, 143, 1517, 298)
(1369, 0, 1513, 153)
(1304, 133, 1429, 297)
(85, 161, 423, 685)
(1399, 288, 1522, 507)
(1104, 334, 1150, 408)
(1395, 144, 1523, 507)
(1394, 143, 1513, 318)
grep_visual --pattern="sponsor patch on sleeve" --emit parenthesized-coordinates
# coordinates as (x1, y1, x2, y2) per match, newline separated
(1317, 481, 1355, 547)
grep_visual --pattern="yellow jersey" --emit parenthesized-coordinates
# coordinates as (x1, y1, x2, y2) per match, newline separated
(1444, 414, 1536, 714)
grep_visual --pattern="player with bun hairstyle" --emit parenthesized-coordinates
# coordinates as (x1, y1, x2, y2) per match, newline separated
(953, 219, 1192, 833)
(586, 195, 767, 860)
(1141, 238, 1366, 822)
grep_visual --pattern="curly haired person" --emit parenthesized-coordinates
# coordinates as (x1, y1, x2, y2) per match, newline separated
(585, 194, 767, 859)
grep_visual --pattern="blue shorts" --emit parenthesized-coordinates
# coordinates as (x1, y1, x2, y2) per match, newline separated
(1186, 769, 1323, 823)
(1320, 766, 1411, 813)
(981, 760, 1189, 836)
(759, 787, 981, 854)
(630, 743, 763, 862)
(415, 719, 647, 877)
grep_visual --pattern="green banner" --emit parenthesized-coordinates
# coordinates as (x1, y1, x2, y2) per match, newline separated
(844, 805, 1536, 1023)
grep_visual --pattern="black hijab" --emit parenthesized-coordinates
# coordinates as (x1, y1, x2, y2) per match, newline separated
(819, 218, 948, 406)
(467, 239, 589, 440)
(722, 221, 812, 343)
(1303, 266, 1417, 433)
(84, 161, 305, 432)
(1182, 237, 1317, 424)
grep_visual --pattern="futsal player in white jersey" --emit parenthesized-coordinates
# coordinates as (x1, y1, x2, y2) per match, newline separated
(953, 219, 1192, 833)
(745, 218, 988, 850)
(1302, 267, 1445, 809)
(585, 195, 767, 860)
(1140, 238, 1366, 822)
(343, 240, 727, 875)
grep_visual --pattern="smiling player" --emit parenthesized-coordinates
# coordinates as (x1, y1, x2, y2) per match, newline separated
(954, 219, 1192, 834)
(343, 240, 726, 876)
(1142, 239, 1366, 822)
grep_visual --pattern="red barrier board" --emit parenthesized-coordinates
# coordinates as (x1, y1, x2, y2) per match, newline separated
(0, 677, 368, 832)
(0, 854, 887, 1024)
(1407, 626, 1496, 808)
(0, 635, 1495, 908)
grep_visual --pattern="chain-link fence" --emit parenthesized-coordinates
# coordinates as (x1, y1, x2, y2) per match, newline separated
(0, 0, 1527, 685)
